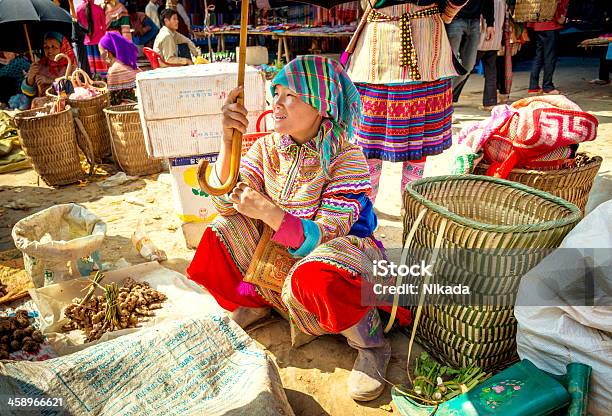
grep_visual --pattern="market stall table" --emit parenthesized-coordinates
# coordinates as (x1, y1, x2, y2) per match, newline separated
(194, 27, 354, 63)
(193, 29, 276, 54)
(275, 30, 354, 61)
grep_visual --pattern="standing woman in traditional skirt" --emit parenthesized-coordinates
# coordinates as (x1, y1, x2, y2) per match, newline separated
(77, 0, 108, 78)
(104, 0, 132, 41)
(344, 0, 468, 209)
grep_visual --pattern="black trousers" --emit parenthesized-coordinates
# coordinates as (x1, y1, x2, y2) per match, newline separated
(529, 30, 558, 92)
(497, 55, 509, 95)
(478, 50, 498, 106)
(599, 48, 610, 82)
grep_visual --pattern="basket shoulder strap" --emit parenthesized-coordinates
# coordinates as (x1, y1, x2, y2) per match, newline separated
(384, 208, 427, 333)
(405, 218, 447, 383)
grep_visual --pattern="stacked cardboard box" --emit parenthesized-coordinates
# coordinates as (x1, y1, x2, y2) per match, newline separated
(136, 64, 268, 247)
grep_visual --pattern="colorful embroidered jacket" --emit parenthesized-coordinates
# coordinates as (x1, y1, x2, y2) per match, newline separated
(211, 133, 377, 257)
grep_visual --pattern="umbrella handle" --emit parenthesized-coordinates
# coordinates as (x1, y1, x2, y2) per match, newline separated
(197, 0, 249, 196)
(54, 53, 72, 80)
(197, 127, 243, 196)
(71, 68, 93, 88)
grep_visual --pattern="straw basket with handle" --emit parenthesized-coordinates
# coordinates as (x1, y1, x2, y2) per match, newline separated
(241, 110, 273, 156)
(390, 175, 581, 372)
(47, 68, 112, 163)
(14, 106, 84, 186)
(513, 0, 558, 23)
(474, 153, 602, 213)
(104, 104, 163, 176)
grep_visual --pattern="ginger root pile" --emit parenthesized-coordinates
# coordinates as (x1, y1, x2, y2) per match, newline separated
(62, 277, 167, 342)
(0, 310, 44, 359)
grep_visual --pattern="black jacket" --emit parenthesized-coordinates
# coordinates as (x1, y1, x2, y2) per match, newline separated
(456, 0, 494, 27)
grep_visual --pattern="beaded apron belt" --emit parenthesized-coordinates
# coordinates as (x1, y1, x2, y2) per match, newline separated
(367, 6, 440, 80)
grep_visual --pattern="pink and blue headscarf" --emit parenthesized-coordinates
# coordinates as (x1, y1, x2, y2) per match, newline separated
(271, 55, 360, 176)
(99, 31, 138, 69)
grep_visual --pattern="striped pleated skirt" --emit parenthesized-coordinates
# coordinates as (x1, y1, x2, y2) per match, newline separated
(86, 45, 108, 77)
(354, 79, 454, 162)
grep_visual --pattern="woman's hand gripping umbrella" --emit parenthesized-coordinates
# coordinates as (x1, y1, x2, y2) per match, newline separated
(197, 0, 249, 196)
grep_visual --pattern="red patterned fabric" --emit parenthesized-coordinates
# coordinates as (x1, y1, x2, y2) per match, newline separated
(484, 96, 598, 178)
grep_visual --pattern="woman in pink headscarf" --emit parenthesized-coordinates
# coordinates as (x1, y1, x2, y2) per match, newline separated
(99, 32, 139, 104)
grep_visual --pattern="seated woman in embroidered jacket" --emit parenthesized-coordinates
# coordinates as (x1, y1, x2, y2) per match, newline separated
(188, 56, 390, 402)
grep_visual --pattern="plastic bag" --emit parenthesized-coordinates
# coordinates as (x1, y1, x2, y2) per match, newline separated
(515, 200, 612, 415)
(68, 86, 98, 100)
(11, 203, 106, 287)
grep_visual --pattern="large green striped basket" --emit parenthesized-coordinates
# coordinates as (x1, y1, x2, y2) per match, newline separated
(402, 175, 582, 371)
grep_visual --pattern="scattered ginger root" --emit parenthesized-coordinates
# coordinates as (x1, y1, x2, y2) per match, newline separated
(62, 276, 167, 342)
(0, 310, 44, 359)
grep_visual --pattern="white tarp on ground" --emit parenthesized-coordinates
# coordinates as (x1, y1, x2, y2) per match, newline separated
(515, 200, 612, 416)
(0, 317, 294, 415)
(1, 262, 294, 415)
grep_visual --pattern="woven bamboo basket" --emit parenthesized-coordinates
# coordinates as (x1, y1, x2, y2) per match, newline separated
(513, 0, 558, 23)
(104, 104, 163, 176)
(47, 70, 112, 162)
(417, 335, 519, 371)
(474, 154, 602, 213)
(402, 175, 582, 371)
(14, 107, 84, 186)
(429, 305, 517, 343)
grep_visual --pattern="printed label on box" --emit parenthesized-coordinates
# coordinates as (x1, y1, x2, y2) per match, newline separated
(143, 111, 264, 159)
(169, 154, 219, 225)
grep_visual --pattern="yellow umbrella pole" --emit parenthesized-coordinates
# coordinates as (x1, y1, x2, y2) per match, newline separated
(23, 24, 34, 62)
(67, 0, 77, 18)
(197, 0, 250, 196)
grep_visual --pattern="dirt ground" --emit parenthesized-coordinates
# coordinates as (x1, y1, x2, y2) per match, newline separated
(1, 58, 610, 416)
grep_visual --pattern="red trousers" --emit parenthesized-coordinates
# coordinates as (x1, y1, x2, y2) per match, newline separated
(187, 228, 412, 333)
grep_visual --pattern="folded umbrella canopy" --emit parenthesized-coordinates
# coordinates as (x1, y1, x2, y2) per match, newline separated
(0, 0, 72, 57)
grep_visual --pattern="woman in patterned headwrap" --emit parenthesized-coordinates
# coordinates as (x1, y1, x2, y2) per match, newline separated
(21, 32, 76, 106)
(188, 56, 392, 402)
(99, 32, 140, 105)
